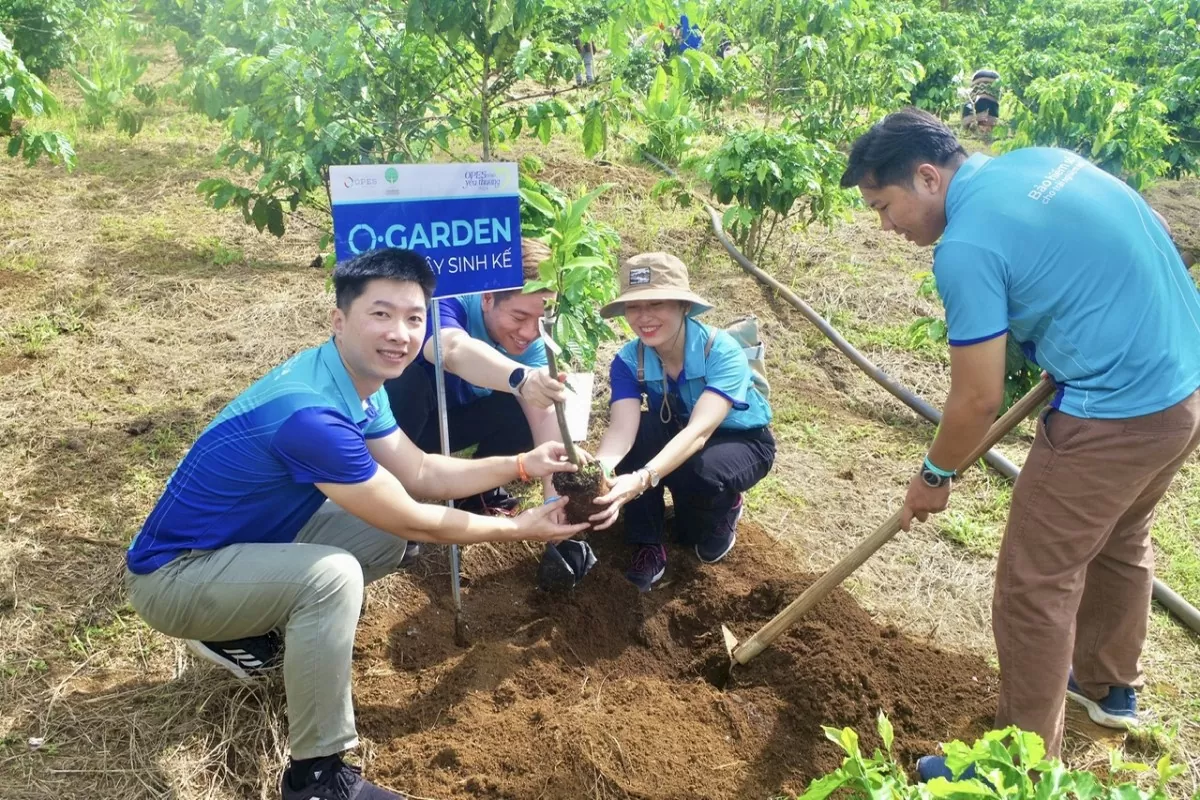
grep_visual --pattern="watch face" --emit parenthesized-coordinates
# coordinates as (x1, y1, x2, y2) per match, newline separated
(920, 468, 945, 489)
(508, 367, 525, 389)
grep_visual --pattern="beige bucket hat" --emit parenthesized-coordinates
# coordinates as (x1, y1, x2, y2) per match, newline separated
(599, 252, 713, 319)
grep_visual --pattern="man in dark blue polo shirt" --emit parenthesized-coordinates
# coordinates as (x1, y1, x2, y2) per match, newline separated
(125, 248, 588, 800)
(385, 239, 568, 515)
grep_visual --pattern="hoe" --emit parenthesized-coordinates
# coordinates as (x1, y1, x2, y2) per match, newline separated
(717, 376, 1056, 687)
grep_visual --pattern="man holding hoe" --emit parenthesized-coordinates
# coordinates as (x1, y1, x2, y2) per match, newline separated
(125, 248, 589, 800)
(839, 108, 1200, 777)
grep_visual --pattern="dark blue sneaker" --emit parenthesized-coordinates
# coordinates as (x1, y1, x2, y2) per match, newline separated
(695, 495, 742, 564)
(625, 544, 667, 592)
(282, 753, 406, 799)
(916, 756, 982, 783)
(1067, 671, 1139, 729)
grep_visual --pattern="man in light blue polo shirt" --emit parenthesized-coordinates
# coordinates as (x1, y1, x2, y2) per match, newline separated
(840, 108, 1200, 776)
(384, 239, 567, 515)
(125, 248, 588, 800)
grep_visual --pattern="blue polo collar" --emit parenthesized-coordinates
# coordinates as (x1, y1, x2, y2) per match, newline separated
(319, 337, 372, 425)
(638, 318, 710, 383)
(946, 153, 990, 221)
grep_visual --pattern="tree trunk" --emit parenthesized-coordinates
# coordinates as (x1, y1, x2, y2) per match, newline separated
(543, 316, 580, 466)
(480, 51, 491, 161)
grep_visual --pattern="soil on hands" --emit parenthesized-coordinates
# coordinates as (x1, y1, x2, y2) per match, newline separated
(354, 522, 997, 800)
(552, 461, 607, 525)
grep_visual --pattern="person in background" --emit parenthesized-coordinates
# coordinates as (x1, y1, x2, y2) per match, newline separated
(678, 14, 703, 53)
(385, 239, 566, 516)
(589, 253, 775, 591)
(961, 68, 1001, 138)
(575, 36, 596, 85)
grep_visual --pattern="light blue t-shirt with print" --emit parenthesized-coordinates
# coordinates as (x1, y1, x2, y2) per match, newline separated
(609, 317, 772, 430)
(934, 147, 1200, 419)
(126, 338, 397, 574)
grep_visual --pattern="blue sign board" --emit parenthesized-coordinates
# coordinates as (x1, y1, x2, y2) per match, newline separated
(329, 163, 524, 299)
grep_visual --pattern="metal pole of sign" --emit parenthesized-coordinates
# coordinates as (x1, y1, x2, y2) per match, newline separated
(431, 302, 469, 646)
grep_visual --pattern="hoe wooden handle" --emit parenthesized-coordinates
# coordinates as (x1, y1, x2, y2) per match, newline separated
(731, 377, 1056, 665)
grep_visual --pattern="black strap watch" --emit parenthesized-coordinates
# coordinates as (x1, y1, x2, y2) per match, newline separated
(507, 366, 527, 394)
(919, 465, 954, 489)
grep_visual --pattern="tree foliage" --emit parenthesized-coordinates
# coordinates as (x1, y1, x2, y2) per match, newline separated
(0, 28, 74, 168)
(519, 159, 621, 370)
(701, 127, 854, 259)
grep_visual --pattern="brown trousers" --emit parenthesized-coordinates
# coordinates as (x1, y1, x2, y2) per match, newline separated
(993, 388, 1200, 755)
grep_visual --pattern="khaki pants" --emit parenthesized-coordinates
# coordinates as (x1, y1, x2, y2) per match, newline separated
(125, 502, 408, 760)
(993, 389, 1200, 755)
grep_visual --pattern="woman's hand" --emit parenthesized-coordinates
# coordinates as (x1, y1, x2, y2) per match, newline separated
(589, 471, 645, 531)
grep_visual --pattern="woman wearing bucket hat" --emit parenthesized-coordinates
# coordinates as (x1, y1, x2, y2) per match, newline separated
(590, 253, 775, 591)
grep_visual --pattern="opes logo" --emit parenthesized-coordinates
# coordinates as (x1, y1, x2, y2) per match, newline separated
(342, 175, 379, 189)
(463, 169, 501, 189)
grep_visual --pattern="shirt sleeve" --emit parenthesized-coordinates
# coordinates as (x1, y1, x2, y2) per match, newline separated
(702, 332, 752, 409)
(609, 355, 641, 403)
(932, 240, 1010, 346)
(364, 386, 398, 439)
(416, 298, 468, 365)
(271, 407, 378, 484)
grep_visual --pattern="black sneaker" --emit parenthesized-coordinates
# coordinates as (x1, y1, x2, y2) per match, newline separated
(282, 754, 406, 800)
(695, 494, 742, 564)
(187, 631, 282, 680)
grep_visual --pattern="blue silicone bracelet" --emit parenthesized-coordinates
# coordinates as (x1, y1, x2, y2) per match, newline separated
(923, 456, 956, 478)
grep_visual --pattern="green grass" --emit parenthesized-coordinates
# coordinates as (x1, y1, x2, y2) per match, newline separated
(745, 474, 807, 515)
(0, 253, 42, 273)
(933, 483, 1012, 554)
(1149, 462, 1200, 605)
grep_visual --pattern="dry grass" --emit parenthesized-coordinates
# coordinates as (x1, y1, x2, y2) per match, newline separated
(1, 46, 1198, 800)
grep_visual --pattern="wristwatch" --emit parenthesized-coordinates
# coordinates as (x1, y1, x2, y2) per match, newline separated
(507, 366, 527, 394)
(919, 457, 957, 489)
(919, 466, 952, 489)
(643, 467, 661, 488)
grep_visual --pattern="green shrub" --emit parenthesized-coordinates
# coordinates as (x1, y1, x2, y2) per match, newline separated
(700, 126, 854, 260)
(796, 713, 1184, 800)
(518, 175, 621, 371)
(0, 29, 74, 168)
(613, 43, 658, 95)
(997, 71, 1173, 190)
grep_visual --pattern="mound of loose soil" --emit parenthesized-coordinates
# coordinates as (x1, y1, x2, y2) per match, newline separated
(354, 522, 997, 799)
(552, 461, 607, 524)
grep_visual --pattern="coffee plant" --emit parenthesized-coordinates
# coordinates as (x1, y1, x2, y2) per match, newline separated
(799, 713, 1186, 800)
(700, 126, 854, 260)
(519, 168, 621, 371)
(0, 28, 74, 168)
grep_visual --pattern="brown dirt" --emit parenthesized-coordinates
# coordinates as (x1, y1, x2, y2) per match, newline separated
(354, 522, 997, 799)
(552, 461, 608, 524)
